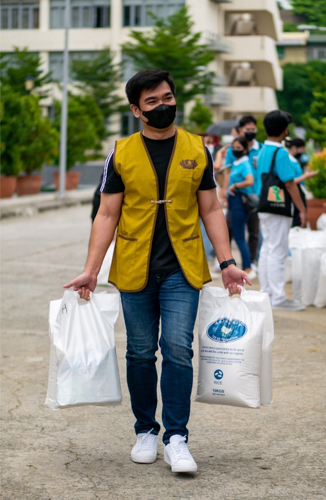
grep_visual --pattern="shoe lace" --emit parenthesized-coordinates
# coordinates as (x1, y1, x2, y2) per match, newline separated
(169, 436, 193, 462)
(137, 429, 157, 451)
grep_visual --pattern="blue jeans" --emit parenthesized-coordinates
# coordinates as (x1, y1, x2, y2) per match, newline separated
(120, 269, 199, 444)
(228, 192, 251, 270)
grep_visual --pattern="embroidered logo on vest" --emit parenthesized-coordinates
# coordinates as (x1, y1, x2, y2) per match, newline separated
(179, 159, 198, 170)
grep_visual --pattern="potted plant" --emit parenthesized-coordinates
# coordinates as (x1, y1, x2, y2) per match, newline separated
(53, 95, 105, 190)
(0, 86, 24, 197)
(17, 94, 59, 196)
(305, 148, 326, 230)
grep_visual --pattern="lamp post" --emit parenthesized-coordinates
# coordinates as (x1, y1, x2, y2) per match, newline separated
(58, 0, 70, 199)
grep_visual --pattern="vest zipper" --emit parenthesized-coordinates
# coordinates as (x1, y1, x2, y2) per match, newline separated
(140, 132, 161, 289)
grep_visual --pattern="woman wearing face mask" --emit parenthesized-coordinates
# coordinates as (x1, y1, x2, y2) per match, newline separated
(223, 136, 256, 279)
(286, 137, 318, 227)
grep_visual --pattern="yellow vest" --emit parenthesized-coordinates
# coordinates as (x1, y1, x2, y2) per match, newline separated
(109, 128, 212, 292)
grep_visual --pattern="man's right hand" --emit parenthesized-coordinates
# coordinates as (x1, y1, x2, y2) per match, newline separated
(63, 272, 97, 301)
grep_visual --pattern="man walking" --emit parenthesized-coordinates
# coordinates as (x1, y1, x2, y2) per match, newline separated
(64, 69, 250, 473)
(256, 110, 307, 311)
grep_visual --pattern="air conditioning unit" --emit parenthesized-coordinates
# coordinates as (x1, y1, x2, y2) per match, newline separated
(233, 20, 255, 36)
(234, 67, 255, 85)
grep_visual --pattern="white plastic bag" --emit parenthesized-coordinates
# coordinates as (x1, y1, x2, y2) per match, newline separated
(195, 287, 273, 409)
(314, 253, 326, 308)
(97, 242, 115, 285)
(289, 227, 326, 305)
(45, 291, 121, 409)
(316, 213, 326, 231)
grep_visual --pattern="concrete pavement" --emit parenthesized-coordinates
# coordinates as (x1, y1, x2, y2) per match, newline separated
(1, 204, 325, 499)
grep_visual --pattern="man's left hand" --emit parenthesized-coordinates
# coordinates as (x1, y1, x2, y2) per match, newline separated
(221, 265, 252, 296)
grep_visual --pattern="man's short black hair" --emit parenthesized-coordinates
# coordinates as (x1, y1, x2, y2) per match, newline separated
(288, 137, 306, 148)
(125, 69, 176, 107)
(263, 110, 292, 137)
(239, 115, 257, 128)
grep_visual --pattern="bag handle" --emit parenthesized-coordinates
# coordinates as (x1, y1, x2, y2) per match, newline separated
(268, 147, 280, 175)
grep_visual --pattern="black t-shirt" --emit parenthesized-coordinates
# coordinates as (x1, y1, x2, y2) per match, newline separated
(101, 134, 216, 272)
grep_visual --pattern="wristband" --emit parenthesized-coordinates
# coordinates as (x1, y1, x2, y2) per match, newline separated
(220, 259, 236, 271)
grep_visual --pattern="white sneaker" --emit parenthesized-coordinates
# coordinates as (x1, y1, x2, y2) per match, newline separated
(272, 299, 306, 311)
(131, 430, 158, 464)
(164, 435, 197, 473)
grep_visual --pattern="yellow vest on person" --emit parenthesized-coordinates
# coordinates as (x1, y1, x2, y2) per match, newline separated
(109, 128, 212, 292)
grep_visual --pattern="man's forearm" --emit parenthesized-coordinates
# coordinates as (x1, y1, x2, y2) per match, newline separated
(285, 181, 305, 212)
(84, 213, 118, 275)
(201, 207, 233, 265)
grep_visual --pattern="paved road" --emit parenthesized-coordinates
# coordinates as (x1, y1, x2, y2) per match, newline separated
(1, 205, 325, 499)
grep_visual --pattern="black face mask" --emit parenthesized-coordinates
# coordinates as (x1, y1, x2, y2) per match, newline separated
(232, 149, 244, 159)
(245, 132, 256, 141)
(294, 153, 302, 160)
(140, 104, 176, 129)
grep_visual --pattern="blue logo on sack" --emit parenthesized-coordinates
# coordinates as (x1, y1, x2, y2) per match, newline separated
(214, 369, 223, 380)
(207, 318, 247, 343)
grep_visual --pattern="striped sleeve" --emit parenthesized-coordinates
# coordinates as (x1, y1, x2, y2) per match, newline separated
(100, 149, 114, 192)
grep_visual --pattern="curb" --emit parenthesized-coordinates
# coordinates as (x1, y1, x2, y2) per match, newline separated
(0, 188, 94, 220)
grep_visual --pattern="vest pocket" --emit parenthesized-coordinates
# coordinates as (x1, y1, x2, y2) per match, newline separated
(182, 235, 201, 273)
(117, 233, 138, 276)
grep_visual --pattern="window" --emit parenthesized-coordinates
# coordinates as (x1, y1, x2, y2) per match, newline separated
(49, 51, 94, 81)
(121, 112, 142, 137)
(122, 0, 184, 27)
(50, 0, 110, 29)
(0, 1, 39, 29)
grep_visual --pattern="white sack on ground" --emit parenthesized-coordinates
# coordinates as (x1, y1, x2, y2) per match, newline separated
(45, 291, 121, 410)
(289, 228, 326, 305)
(314, 253, 326, 308)
(316, 213, 326, 231)
(195, 287, 269, 409)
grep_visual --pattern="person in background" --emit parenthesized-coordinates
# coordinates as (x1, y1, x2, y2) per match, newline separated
(222, 136, 256, 279)
(256, 110, 307, 311)
(224, 115, 263, 268)
(286, 137, 319, 227)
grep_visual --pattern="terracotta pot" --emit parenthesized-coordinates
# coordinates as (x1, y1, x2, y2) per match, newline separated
(0, 176, 17, 199)
(306, 198, 326, 230)
(53, 171, 81, 191)
(16, 175, 42, 196)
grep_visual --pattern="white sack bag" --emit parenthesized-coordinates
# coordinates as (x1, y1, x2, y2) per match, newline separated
(316, 213, 326, 231)
(45, 291, 121, 410)
(302, 247, 325, 306)
(240, 290, 274, 406)
(314, 253, 326, 308)
(195, 287, 266, 409)
(97, 242, 115, 285)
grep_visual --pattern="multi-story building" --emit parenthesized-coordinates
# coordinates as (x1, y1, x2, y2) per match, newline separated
(277, 31, 326, 66)
(1, 0, 283, 140)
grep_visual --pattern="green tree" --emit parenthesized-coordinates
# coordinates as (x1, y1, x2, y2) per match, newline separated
(0, 47, 52, 97)
(20, 95, 59, 174)
(290, 0, 326, 27)
(121, 7, 215, 110)
(0, 85, 27, 176)
(53, 94, 105, 169)
(276, 61, 326, 125)
(304, 90, 326, 148)
(71, 48, 122, 126)
(184, 98, 213, 133)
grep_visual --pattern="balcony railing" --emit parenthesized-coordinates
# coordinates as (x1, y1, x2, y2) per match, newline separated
(203, 31, 232, 53)
(209, 88, 231, 106)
